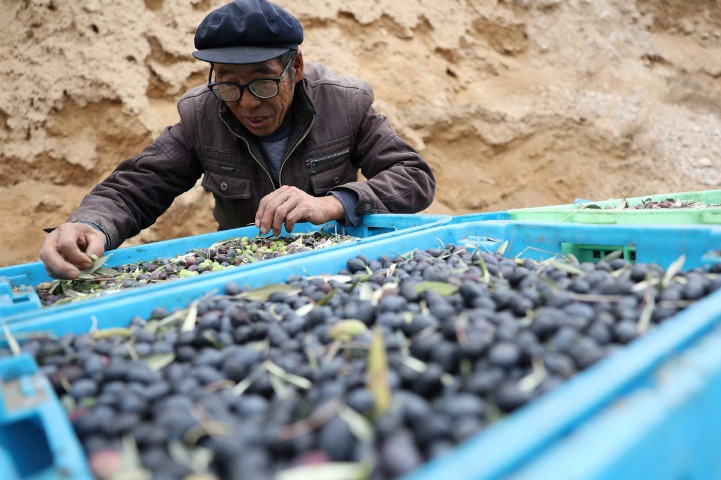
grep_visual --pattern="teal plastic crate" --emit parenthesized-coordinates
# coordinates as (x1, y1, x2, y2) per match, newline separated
(0, 214, 450, 324)
(4, 220, 721, 479)
(508, 190, 721, 225)
(508, 320, 721, 480)
(0, 354, 92, 480)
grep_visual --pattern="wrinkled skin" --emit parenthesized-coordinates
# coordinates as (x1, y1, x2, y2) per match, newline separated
(255, 185, 344, 236)
(40, 223, 106, 279)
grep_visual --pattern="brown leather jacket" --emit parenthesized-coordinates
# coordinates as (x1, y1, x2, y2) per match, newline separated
(68, 62, 436, 249)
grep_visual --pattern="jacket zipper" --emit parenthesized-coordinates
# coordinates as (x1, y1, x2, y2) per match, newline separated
(304, 147, 351, 174)
(278, 117, 315, 184)
(219, 112, 316, 189)
(220, 114, 276, 188)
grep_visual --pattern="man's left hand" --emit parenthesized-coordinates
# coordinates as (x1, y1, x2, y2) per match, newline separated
(255, 186, 345, 236)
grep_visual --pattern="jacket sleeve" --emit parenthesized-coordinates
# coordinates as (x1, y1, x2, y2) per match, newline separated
(332, 86, 435, 215)
(67, 121, 203, 250)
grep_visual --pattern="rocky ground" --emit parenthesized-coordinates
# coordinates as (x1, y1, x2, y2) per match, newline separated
(2, 0, 721, 267)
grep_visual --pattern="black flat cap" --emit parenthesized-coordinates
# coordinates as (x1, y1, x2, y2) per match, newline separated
(193, 0, 303, 64)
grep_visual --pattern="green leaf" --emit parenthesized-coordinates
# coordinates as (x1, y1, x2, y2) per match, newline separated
(367, 327, 391, 416)
(495, 240, 509, 255)
(208, 237, 237, 251)
(662, 255, 685, 289)
(82, 254, 112, 275)
(338, 406, 374, 443)
(168, 440, 213, 474)
(637, 289, 655, 334)
(518, 357, 546, 392)
(472, 250, 490, 283)
(265, 360, 312, 390)
(181, 301, 199, 333)
(275, 463, 369, 480)
(547, 260, 585, 276)
(295, 303, 315, 317)
(329, 319, 369, 342)
(114, 435, 152, 480)
(306, 274, 354, 284)
(91, 328, 132, 340)
(94, 267, 124, 277)
(413, 281, 459, 297)
(237, 284, 301, 302)
(144, 353, 175, 371)
(232, 367, 264, 396)
(317, 289, 336, 306)
(3, 323, 21, 356)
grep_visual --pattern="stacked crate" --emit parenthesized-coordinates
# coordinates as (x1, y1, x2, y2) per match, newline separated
(1, 195, 721, 479)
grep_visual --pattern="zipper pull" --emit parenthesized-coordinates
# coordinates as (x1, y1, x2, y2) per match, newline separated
(310, 159, 317, 174)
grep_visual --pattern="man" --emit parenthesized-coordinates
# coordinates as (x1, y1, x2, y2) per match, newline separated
(40, 0, 435, 280)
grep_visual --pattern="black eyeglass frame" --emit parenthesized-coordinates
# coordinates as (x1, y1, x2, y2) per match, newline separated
(207, 55, 294, 102)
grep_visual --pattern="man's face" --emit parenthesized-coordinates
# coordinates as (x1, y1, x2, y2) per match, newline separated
(214, 53, 303, 137)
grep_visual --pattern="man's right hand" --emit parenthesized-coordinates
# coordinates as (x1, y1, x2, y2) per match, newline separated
(39, 223, 107, 280)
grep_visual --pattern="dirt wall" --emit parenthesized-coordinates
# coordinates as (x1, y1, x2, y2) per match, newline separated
(2, 0, 721, 266)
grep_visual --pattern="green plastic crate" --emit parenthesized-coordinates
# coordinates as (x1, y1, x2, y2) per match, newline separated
(508, 190, 721, 225)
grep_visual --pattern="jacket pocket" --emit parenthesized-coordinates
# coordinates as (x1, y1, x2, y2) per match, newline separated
(202, 170, 252, 200)
(304, 147, 356, 194)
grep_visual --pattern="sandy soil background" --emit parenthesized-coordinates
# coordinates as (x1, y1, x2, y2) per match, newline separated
(2, 0, 721, 267)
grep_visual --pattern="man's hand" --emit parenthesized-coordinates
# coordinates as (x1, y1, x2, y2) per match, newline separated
(39, 223, 107, 280)
(255, 186, 345, 236)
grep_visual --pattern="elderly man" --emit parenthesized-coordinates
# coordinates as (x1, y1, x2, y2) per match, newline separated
(40, 0, 435, 279)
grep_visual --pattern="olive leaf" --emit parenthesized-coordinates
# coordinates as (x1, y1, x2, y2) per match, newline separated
(208, 237, 237, 250)
(143, 353, 175, 371)
(338, 406, 374, 443)
(662, 255, 685, 289)
(114, 435, 152, 480)
(168, 440, 213, 474)
(81, 254, 112, 275)
(231, 366, 264, 396)
(636, 289, 655, 334)
(295, 303, 315, 317)
(330, 319, 369, 342)
(317, 289, 336, 306)
(183, 421, 230, 448)
(275, 462, 368, 480)
(2, 323, 21, 356)
(264, 360, 312, 390)
(475, 251, 491, 284)
(306, 274, 353, 284)
(400, 354, 428, 373)
(413, 281, 458, 297)
(547, 260, 585, 276)
(91, 328, 132, 340)
(237, 284, 301, 302)
(357, 282, 374, 303)
(367, 327, 391, 416)
(600, 249, 624, 262)
(518, 357, 547, 392)
(181, 300, 199, 333)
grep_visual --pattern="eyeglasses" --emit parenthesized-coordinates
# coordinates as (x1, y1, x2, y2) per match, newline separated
(207, 56, 293, 102)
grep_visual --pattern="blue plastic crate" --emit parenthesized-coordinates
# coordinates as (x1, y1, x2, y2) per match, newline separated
(507, 318, 721, 480)
(4, 220, 721, 479)
(448, 211, 511, 223)
(0, 354, 92, 480)
(0, 214, 450, 324)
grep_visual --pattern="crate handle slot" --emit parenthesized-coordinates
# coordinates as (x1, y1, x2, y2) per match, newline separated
(561, 242, 637, 263)
(0, 415, 54, 477)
